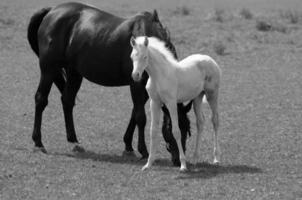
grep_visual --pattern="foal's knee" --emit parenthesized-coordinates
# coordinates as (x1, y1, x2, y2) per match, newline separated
(173, 128, 181, 141)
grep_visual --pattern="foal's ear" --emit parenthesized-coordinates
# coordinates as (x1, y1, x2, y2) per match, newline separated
(153, 9, 159, 22)
(184, 101, 193, 113)
(130, 36, 136, 47)
(144, 36, 149, 46)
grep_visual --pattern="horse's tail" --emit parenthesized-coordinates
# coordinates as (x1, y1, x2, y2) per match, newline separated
(27, 7, 51, 56)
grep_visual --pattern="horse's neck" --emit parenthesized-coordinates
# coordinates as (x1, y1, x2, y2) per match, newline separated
(146, 48, 177, 82)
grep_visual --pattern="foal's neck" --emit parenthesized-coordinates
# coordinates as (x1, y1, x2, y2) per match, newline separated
(146, 47, 177, 81)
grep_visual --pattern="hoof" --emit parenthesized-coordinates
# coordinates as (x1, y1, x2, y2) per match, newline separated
(142, 164, 150, 171)
(180, 167, 188, 173)
(122, 150, 136, 157)
(33, 146, 47, 154)
(72, 145, 85, 153)
(213, 159, 220, 165)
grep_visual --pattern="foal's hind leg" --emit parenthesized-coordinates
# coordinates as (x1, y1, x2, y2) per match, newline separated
(61, 68, 83, 152)
(192, 94, 205, 164)
(206, 89, 220, 164)
(32, 66, 55, 153)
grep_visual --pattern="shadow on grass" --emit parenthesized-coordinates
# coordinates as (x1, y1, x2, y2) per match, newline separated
(52, 149, 174, 168)
(176, 162, 263, 179)
(52, 149, 262, 179)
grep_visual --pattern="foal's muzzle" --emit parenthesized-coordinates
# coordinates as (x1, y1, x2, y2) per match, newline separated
(132, 72, 141, 82)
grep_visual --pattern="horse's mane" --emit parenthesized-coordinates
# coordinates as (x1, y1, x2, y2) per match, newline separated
(136, 36, 178, 65)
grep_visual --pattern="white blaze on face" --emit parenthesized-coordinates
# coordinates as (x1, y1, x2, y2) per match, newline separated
(130, 48, 141, 81)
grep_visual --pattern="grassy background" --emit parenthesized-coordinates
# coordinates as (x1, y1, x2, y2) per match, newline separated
(1, 0, 302, 199)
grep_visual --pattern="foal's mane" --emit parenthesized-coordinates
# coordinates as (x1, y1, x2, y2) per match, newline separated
(136, 36, 178, 65)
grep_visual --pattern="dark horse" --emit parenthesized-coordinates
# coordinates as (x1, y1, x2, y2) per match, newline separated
(27, 2, 192, 165)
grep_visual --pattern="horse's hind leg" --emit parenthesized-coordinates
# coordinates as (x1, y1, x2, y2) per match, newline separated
(61, 68, 83, 152)
(206, 89, 220, 164)
(166, 101, 187, 171)
(32, 65, 55, 153)
(192, 93, 205, 164)
(53, 69, 65, 93)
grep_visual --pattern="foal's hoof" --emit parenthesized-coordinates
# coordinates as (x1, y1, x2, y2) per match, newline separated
(141, 164, 151, 171)
(180, 167, 188, 173)
(33, 146, 47, 154)
(122, 150, 136, 157)
(72, 145, 85, 153)
(213, 159, 220, 165)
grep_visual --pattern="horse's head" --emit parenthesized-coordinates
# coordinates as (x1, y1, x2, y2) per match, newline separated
(162, 101, 193, 166)
(132, 10, 178, 59)
(130, 36, 149, 82)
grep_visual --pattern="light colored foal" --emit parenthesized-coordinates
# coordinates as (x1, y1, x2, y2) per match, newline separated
(130, 36, 221, 171)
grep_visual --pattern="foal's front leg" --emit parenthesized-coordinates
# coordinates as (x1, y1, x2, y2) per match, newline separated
(142, 99, 161, 170)
(166, 102, 187, 171)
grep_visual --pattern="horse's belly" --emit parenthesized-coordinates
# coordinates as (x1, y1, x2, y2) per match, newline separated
(77, 63, 130, 86)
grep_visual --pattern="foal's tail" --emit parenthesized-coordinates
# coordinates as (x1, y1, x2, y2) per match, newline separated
(27, 7, 51, 56)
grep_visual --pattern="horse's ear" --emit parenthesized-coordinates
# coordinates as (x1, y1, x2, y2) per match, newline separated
(153, 9, 159, 22)
(184, 101, 193, 113)
(130, 36, 136, 47)
(144, 36, 149, 46)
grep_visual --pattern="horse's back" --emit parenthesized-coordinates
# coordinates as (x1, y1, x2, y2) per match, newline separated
(36, 2, 133, 85)
(38, 2, 124, 59)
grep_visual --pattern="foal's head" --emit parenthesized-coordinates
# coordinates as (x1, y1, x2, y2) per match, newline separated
(130, 36, 149, 82)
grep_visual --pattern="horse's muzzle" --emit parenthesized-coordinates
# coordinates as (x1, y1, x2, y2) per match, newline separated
(132, 72, 141, 82)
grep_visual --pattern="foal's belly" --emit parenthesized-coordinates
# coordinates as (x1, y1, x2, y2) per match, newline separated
(177, 85, 204, 102)
(76, 59, 131, 87)
(176, 69, 204, 102)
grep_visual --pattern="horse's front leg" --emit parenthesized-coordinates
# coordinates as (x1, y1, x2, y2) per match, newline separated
(142, 99, 161, 170)
(166, 101, 187, 171)
(125, 82, 149, 158)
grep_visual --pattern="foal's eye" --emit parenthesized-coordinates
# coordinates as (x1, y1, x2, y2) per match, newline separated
(143, 56, 147, 60)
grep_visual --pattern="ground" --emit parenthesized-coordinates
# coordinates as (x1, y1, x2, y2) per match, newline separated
(0, 0, 302, 199)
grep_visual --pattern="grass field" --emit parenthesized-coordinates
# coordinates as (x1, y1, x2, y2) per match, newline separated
(1, 0, 302, 199)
